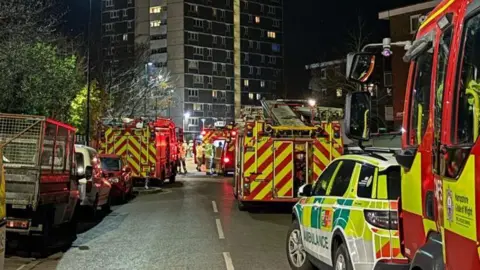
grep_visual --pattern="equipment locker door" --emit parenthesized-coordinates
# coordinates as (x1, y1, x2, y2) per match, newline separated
(273, 141, 294, 198)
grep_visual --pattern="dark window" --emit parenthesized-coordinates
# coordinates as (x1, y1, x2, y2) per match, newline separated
(379, 167, 401, 200)
(408, 41, 434, 146)
(329, 160, 355, 196)
(272, 44, 280, 52)
(452, 13, 480, 145)
(433, 24, 453, 174)
(75, 152, 85, 173)
(357, 164, 375, 198)
(312, 161, 340, 196)
(101, 157, 121, 171)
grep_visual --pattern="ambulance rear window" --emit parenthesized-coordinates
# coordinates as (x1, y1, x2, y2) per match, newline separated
(380, 166, 401, 200)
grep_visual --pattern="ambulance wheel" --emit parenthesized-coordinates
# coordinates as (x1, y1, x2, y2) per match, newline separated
(286, 219, 314, 270)
(333, 243, 353, 270)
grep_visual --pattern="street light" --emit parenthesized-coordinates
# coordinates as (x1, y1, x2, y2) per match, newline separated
(201, 118, 206, 131)
(184, 112, 190, 133)
(308, 98, 316, 107)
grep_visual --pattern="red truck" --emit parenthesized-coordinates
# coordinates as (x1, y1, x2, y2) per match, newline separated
(0, 114, 78, 249)
(97, 118, 183, 185)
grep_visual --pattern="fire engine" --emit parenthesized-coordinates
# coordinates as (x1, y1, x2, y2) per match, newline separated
(193, 121, 237, 175)
(233, 99, 344, 210)
(97, 118, 182, 185)
(344, 1, 480, 269)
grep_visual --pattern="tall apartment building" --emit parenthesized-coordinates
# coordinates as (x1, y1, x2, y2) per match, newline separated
(101, 0, 284, 134)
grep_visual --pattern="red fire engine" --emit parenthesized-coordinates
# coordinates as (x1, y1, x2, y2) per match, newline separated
(345, 1, 480, 269)
(97, 118, 182, 184)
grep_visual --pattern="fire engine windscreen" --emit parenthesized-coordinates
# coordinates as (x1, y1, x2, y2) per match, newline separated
(101, 157, 121, 171)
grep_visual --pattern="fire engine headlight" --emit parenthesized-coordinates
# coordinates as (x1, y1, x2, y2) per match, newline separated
(224, 157, 230, 163)
(109, 177, 120, 184)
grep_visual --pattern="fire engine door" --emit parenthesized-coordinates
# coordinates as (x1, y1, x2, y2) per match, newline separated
(273, 141, 294, 198)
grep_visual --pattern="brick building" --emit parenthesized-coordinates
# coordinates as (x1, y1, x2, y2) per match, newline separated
(378, 0, 439, 125)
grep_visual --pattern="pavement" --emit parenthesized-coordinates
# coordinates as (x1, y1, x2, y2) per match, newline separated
(4, 159, 293, 270)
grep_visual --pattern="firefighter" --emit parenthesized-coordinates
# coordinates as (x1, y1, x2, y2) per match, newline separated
(204, 141, 214, 175)
(178, 142, 187, 174)
(214, 142, 223, 174)
(195, 142, 203, 172)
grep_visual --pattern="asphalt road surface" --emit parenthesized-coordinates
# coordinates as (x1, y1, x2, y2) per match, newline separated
(5, 169, 293, 269)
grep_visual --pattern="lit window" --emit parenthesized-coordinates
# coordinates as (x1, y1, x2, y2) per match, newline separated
(267, 31, 276, 39)
(336, 88, 343, 97)
(212, 90, 218, 98)
(255, 16, 260, 24)
(260, 81, 265, 87)
(123, 34, 128, 41)
(150, 6, 162, 13)
(256, 94, 261, 100)
(193, 104, 203, 111)
(150, 20, 161, 27)
(248, 93, 254, 100)
(213, 8, 217, 17)
(244, 80, 249, 87)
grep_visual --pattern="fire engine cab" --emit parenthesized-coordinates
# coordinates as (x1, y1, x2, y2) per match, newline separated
(344, 0, 480, 269)
(97, 118, 182, 185)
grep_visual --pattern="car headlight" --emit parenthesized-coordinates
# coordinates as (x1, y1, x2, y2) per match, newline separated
(109, 177, 119, 183)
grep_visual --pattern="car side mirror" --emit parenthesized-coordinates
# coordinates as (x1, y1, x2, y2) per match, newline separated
(85, 166, 93, 179)
(346, 52, 376, 83)
(298, 184, 313, 197)
(344, 92, 371, 141)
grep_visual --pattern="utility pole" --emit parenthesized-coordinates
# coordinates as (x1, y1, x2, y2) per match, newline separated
(85, 0, 92, 146)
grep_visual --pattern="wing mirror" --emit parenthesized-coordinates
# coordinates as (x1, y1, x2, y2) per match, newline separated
(346, 52, 376, 83)
(344, 92, 371, 141)
(297, 184, 312, 197)
(85, 166, 93, 179)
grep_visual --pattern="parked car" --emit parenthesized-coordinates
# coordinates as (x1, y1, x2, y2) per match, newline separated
(286, 154, 407, 270)
(99, 154, 132, 202)
(75, 145, 112, 216)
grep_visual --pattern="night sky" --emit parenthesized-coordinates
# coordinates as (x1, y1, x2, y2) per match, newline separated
(62, 0, 424, 97)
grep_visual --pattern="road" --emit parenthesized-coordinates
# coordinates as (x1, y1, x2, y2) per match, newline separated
(5, 170, 293, 269)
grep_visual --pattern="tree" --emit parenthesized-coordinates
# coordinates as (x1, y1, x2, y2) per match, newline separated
(0, 42, 84, 121)
(346, 16, 371, 53)
(69, 80, 106, 135)
(102, 43, 178, 121)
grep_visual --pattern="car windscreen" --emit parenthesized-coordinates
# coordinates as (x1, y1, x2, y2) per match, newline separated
(100, 157, 121, 171)
(379, 166, 401, 200)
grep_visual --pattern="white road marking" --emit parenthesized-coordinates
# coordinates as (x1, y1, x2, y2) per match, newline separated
(223, 252, 235, 270)
(16, 265, 27, 270)
(212, 201, 218, 213)
(216, 218, 225, 239)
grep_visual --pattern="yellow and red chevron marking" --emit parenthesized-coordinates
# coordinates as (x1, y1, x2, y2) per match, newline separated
(243, 137, 272, 177)
(312, 139, 331, 181)
(375, 237, 403, 259)
(273, 141, 294, 198)
(126, 136, 142, 177)
(330, 121, 344, 156)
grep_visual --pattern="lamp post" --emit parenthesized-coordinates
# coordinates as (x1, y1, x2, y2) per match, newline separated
(201, 118, 206, 131)
(144, 62, 153, 117)
(85, 0, 92, 146)
(184, 112, 190, 133)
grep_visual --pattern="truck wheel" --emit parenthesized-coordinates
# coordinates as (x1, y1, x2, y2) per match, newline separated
(102, 195, 111, 213)
(237, 200, 247, 211)
(286, 219, 315, 270)
(333, 243, 353, 270)
(169, 173, 176, 183)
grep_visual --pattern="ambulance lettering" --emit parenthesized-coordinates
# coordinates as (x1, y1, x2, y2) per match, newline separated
(303, 231, 329, 249)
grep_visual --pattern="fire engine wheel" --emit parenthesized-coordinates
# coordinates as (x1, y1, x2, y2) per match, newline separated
(286, 219, 314, 270)
(333, 243, 353, 270)
(237, 200, 248, 211)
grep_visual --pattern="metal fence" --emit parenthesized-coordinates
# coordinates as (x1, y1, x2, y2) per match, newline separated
(0, 114, 44, 166)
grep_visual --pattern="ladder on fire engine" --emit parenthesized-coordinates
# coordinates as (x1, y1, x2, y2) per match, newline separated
(260, 100, 306, 127)
(235, 106, 263, 130)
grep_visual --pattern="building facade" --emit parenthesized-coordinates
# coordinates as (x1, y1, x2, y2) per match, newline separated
(378, 0, 439, 126)
(101, 0, 284, 134)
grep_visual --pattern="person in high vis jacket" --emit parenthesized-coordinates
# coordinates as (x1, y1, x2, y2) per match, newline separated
(204, 141, 214, 175)
(178, 143, 187, 174)
(195, 142, 204, 171)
